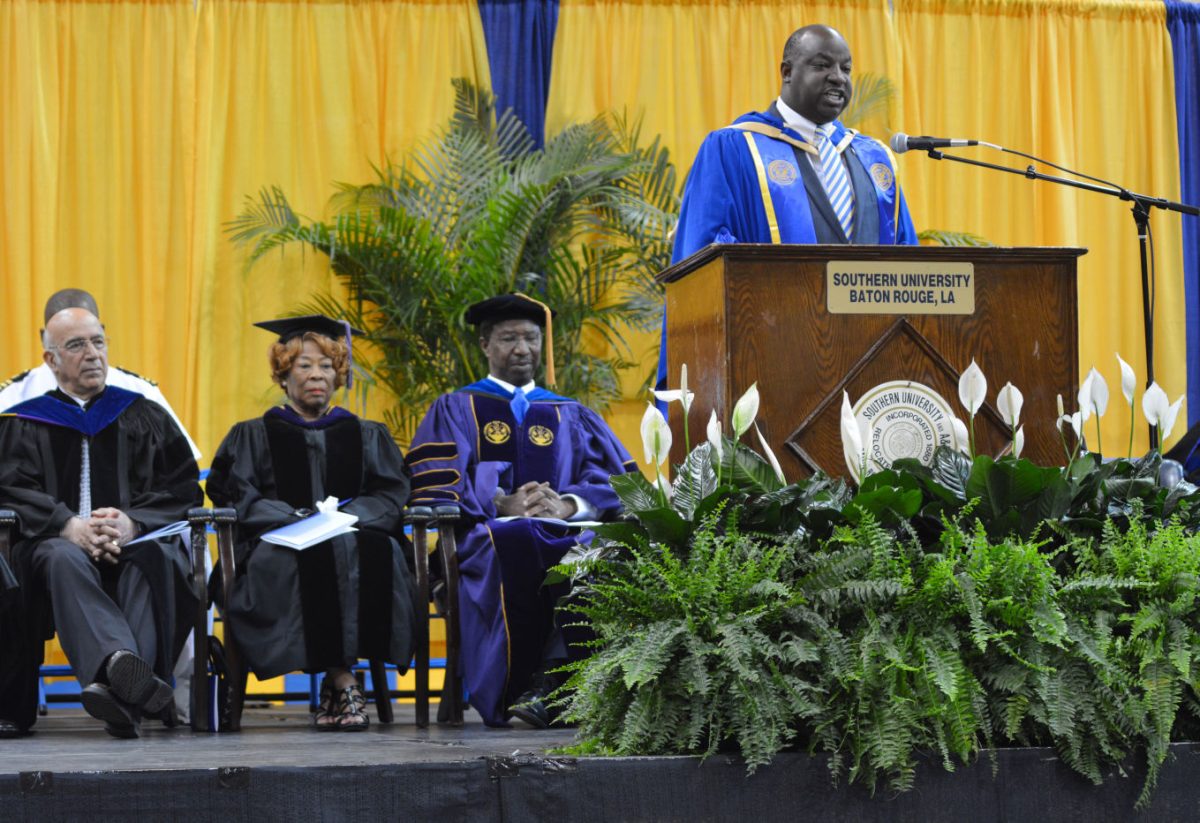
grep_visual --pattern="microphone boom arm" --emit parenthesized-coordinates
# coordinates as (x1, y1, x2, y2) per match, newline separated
(923, 147, 1199, 450)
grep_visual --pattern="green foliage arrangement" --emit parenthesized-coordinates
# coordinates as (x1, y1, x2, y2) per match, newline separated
(228, 79, 677, 437)
(555, 403, 1200, 807)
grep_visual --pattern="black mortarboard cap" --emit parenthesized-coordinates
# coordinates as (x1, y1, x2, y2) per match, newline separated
(253, 314, 365, 343)
(254, 313, 364, 389)
(464, 293, 556, 327)
(465, 292, 558, 387)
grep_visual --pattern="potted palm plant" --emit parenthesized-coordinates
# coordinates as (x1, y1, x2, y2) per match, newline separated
(228, 79, 678, 439)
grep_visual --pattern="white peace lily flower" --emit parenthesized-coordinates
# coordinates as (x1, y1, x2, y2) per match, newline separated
(651, 389, 695, 409)
(1164, 395, 1185, 442)
(731, 383, 760, 439)
(1077, 370, 1095, 423)
(951, 417, 970, 454)
(1088, 367, 1109, 416)
(1058, 412, 1082, 439)
(1142, 382, 1170, 431)
(640, 402, 672, 467)
(840, 391, 867, 470)
(1116, 353, 1137, 405)
(754, 423, 786, 484)
(996, 382, 1023, 427)
(651, 363, 694, 413)
(958, 360, 987, 416)
(706, 410, 723, 462)
(1014, 425, 1025, 458)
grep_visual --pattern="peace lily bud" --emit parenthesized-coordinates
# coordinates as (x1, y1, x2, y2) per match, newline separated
(1116, 353, 1137, 405)
(997, 382, 1023, 427)
(1057, 394, 1065, 418)
(640, 402, 672, 468)
(840, 391, 867, 475)
(958, 359, 987, 416)
(1087, 367, 1109, 417)
(1014, 425, 1025, 458)
(1164, 395, 1185, 442)
(1077, 370, 1095, 423)
(706, 410, 723, 462)
(731, 383, 760, 439)
(754, 422, 786, 484)
(679, 363, 690, 417)
(951, 418, 970, 454)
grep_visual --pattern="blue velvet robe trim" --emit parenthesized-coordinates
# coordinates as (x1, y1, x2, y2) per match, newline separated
(3, 386, 141, 436)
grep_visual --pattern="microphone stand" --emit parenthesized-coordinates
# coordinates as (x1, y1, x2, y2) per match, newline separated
(923, 147, 1200, 449)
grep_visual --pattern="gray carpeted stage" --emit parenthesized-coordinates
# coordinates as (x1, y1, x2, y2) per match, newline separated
(4, 703, 1200, 821)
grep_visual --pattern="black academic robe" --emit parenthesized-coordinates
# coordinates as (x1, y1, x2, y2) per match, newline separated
(0, 388, 202, 731)
(205, 406, 416, 679)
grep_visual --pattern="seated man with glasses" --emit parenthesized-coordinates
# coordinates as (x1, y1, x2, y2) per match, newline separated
(0, 308, 202, 738)
(0, 288, 200, 460)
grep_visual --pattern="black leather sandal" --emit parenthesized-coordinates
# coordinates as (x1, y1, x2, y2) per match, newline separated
(312, 677, 338, 731)
(334, 683, 369, 732)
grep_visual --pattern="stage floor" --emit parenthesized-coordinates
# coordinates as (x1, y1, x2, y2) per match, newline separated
(5, 704, 1199, 822)
(0, 703, 574, 773)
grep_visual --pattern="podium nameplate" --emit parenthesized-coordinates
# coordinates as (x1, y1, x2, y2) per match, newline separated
(827, 261, 975, 315)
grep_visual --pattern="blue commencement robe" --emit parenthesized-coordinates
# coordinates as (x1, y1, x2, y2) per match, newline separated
(672, 107, 919, 263)
(407, 380, 636, 725)
(658, 106, 921, 398)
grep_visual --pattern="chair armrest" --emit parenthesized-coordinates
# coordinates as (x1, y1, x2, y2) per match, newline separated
(210, 508, 238, 610)
(0, 508, 16, 566)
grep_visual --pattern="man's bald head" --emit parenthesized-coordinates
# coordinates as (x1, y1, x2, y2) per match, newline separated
(780, 24, 853, 125)
(43, 308, 109, 399)
(43, 289, 100, 325)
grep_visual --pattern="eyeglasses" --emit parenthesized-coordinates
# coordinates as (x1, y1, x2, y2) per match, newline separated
(51, 336, 108, 355)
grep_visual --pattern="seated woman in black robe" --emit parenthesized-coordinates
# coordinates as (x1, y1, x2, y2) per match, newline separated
(206, 315, 416, 731)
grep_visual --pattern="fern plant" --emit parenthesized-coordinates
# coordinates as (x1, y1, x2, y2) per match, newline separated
(557, 340, 1200, 810)
(558, 502, 825, 768)
(228, 79, 678, 439)
(1067, 509, 1200, 805)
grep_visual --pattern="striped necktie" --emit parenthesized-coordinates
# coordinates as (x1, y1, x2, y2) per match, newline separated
(79, 438, 92, 517)
(816, 127, 855, 241)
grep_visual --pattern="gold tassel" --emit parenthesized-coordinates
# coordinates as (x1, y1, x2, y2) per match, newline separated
(514, 291, 555, 388)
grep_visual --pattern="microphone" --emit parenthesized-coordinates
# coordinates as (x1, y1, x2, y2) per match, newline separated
(889, 133, 979, 154)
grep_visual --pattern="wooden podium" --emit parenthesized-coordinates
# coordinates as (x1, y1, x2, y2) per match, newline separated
(657, 244, 1084, 477)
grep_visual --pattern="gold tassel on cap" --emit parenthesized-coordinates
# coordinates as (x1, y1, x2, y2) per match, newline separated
(514, 291, 555, 388)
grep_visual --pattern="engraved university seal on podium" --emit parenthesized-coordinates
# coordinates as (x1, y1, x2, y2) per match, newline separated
(844, 381, 961, 480)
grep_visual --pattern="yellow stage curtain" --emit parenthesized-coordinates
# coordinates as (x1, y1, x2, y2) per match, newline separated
(0, 0, 492, 459)
(896, 0, 1184, 453)
(546, 0, 902, 452)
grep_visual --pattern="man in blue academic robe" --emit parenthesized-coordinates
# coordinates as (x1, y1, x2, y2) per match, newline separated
(660, 25, 920, 395)
(673, 24, 918, 261)
(407, 294, 636, 727)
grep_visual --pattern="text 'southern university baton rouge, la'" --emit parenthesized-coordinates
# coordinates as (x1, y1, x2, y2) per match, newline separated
(826, 261, 976, 315)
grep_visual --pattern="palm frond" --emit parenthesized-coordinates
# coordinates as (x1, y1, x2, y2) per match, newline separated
(841, 73, 896, 130)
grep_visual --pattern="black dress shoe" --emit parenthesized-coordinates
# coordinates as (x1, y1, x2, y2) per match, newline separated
(105, 650, 173, 714)
(81, 683, 141, 739)
(0, 718, 30, 739)
(508, 693, 552, 729)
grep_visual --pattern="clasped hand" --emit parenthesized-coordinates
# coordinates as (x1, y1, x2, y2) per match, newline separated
(495, 481, 577, 520)
(60, 507, 138, 564)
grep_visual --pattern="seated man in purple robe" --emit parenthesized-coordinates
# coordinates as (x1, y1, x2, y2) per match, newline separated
(407, 294, 637, 728)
